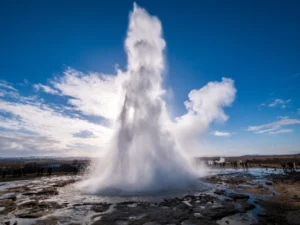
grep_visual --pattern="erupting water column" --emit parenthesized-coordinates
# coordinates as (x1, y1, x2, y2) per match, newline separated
(79, 4, 198, 195)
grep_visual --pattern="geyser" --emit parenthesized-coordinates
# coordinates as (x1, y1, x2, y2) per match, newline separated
(78, 4, 197, 195)
(78, 3, 236, 195)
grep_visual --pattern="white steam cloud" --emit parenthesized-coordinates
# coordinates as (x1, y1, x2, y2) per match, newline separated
(78, 4, 236, 194)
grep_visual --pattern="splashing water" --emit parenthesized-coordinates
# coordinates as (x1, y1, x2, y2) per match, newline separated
(77, 4, 198, 195)
(78, 3, 236, 195)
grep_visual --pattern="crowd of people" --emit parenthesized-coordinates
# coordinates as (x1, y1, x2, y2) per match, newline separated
(207, 160, 250, 171)
(37, 167, 52, 176)
(1, 165, 81, 179)
(207, 160, 298, 174)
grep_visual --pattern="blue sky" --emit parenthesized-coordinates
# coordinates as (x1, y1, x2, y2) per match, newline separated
(0, 0, 300, 157)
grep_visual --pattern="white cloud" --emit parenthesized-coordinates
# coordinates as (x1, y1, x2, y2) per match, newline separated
(34, 83, 61, 95)
(0, 97, 112, 156)
(213, 131, 231, 137)
(268, 99, 291, 108)
(248, 119, 300, 134)
(51, 68, 126, 121)
(0, 80, 18, 92)
(269, 129, 293, 135)
(0, 80, 19, 98)
(0, 132, 60, 156)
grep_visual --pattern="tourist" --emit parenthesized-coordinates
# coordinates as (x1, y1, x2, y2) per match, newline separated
(241, 161, 245, 171)
(281, 162, 287, 173)
(48, 167, 52, 176)
(2, 169, 7, 179)
(234, 161, 238, 169)
(18, 168, 21, 177)
(287, 162, 295, 173)
(245, 161, 249, 171)
(73, 167, 79, 174)
(41, 167, 44, 176)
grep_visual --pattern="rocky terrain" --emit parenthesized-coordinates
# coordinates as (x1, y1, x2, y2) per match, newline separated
(0, 169, 299, 225)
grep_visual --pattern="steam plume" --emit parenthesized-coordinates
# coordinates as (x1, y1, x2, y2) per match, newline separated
(78, 4, 236, 195)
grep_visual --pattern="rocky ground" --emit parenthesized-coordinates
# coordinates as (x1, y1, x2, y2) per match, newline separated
(0, 169, 299, 225)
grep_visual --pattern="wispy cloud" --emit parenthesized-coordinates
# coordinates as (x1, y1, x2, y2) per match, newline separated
(213, 131, 231, 137)
(269, 129, 293, 134)
(0, 80, 19, 98)
(0, 90, 112, 156)
(268, 99, 291, 108)
(51, 68, 126, 121)
(34, 84, 61, 95)
(0, 80, 18, 92)
(248, 118, 300, 134)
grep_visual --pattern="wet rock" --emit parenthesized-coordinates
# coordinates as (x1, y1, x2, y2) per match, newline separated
(37, 201, 63, 209)
(0, 199, 16, 214)
(7, 195, 17, 201)
(202, 203, 238, 219)
(143, 222, 161, 225)
(211, 205, 225, 209)
(16, 210, 47, 218)
(158, 198, 180, 207)
(183, 195, 197, 201)
(36, 187, 59, 195)
(52, 179, 76, 187)
(91, 203, 111, 212)
(182, 201, 192, 207)
(240, 202, 256, 212)
(32, 218, 59, 225)
(286, 210, 300, 225)
(194, 212, 203, 218)
(23, 191, 36, 196)
(18, 200, 37, 208)
(24, 187, 59, 196)
(214, 189, 226, 195)
(227, 193, 249, 200)
(181, 219, 218, 225)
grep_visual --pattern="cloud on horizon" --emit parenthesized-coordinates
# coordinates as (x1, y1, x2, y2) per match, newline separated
(248, 118, 300, 135)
